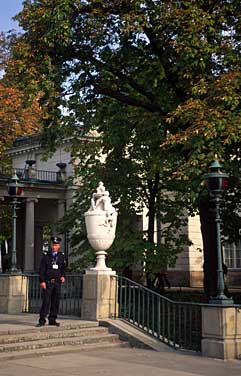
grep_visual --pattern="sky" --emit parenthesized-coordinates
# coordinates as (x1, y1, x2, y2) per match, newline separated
(0, 0, 23, 32)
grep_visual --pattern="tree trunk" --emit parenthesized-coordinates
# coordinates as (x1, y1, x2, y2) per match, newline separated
(146, 174, 159, 288)
(148, 193, 155, 243)
(198, 196, 218, 299)
(147, 173, 159, 244)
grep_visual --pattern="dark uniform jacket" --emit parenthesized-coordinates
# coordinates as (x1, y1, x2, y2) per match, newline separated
(39, 250, 65, 283)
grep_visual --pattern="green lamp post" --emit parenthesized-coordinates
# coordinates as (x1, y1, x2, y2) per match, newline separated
(204, 160, 233, 305)
(7, 171, 24, 273)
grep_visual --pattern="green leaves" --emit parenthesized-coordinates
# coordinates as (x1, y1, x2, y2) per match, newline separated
(3, 0, 240, 273)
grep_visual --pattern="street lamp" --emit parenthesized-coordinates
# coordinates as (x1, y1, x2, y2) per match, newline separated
(204, 160, 233, 305)
(7, 172, 24, 273)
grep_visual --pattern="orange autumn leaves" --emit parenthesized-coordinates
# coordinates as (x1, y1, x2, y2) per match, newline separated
(0, 82, 41, 159)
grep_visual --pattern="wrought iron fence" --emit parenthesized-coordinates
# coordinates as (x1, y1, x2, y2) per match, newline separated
(117, 276, 202, 351)
(23, 273, 83, 317)
(0, 167, 24, 180)
(34, 169, 58, 183)
(0, 167, 59, 184)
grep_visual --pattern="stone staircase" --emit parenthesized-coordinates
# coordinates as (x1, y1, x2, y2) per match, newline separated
(0, 321, 129, 360)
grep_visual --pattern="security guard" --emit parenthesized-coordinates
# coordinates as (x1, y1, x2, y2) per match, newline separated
(36, 236, 65, 327)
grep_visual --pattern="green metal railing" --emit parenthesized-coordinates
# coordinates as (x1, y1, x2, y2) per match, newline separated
(117, 276, 202, 351)
(23, 273, 83, 317)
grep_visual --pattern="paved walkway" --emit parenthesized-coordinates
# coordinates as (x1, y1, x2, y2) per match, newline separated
(0, 314, 241, 376)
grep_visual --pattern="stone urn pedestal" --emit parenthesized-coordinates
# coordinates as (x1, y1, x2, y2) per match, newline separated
(81, 182, 118, 320)
(56, 162, 67, 183)
(25, 160, 36, 180)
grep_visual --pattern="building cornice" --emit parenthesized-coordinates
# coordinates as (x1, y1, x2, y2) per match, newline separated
(6, 134, 93, 157)
(7, 139, 72, 157)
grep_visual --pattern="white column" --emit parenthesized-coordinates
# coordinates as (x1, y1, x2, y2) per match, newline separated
(57, 199, 66, 219)
(24, 198, 38, 272)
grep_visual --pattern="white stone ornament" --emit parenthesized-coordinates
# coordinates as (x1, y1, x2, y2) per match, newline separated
(84, 182, 118, 271)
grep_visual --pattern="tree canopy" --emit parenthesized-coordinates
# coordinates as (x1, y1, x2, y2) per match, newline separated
(10, 1, 240, 178)
(3, 1, 240, 286)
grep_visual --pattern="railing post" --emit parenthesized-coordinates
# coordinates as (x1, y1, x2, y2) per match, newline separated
(202, 305, 241, 359)
(0, 274, 28, 313)
(81, 270, 118, 321)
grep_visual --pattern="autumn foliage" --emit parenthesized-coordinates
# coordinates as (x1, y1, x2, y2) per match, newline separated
(0, 32, 42, 160)
(0, 83, 41, 159)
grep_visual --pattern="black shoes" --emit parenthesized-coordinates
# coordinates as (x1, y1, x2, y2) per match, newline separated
(36, 320, 60, 327)
(36, 322, 45, 327)
(48, 321, 60, 327)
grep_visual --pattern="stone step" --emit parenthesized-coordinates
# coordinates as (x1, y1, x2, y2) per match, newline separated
(0, 333, 121, 353)
(0, 321, 99, 336)
(0, 341, 130, 361)
(0, 326, 109, 345)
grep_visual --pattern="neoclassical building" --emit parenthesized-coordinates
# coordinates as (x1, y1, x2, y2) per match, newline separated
(0, 134, 240, 287)
(0, 134, 75, 272)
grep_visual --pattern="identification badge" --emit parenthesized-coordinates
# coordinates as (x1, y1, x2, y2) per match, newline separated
(52, 264, 59, 270)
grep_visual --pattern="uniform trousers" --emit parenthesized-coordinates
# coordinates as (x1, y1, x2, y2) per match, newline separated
(39, 280, 61, 324)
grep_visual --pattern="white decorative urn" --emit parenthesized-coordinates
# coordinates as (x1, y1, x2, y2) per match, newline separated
(84, 182, 118, 271)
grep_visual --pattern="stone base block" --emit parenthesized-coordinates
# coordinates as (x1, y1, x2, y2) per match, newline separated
(202, 306, 241, 360)
(202, 338, 238, 360)
(0, 274, 27, 314)
(81, 271, 118, 321)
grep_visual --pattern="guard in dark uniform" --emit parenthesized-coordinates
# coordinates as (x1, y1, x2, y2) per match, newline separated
(36, 236, 66, 327)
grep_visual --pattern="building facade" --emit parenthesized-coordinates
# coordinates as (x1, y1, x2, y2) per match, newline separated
(0, 135, 75, 272)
